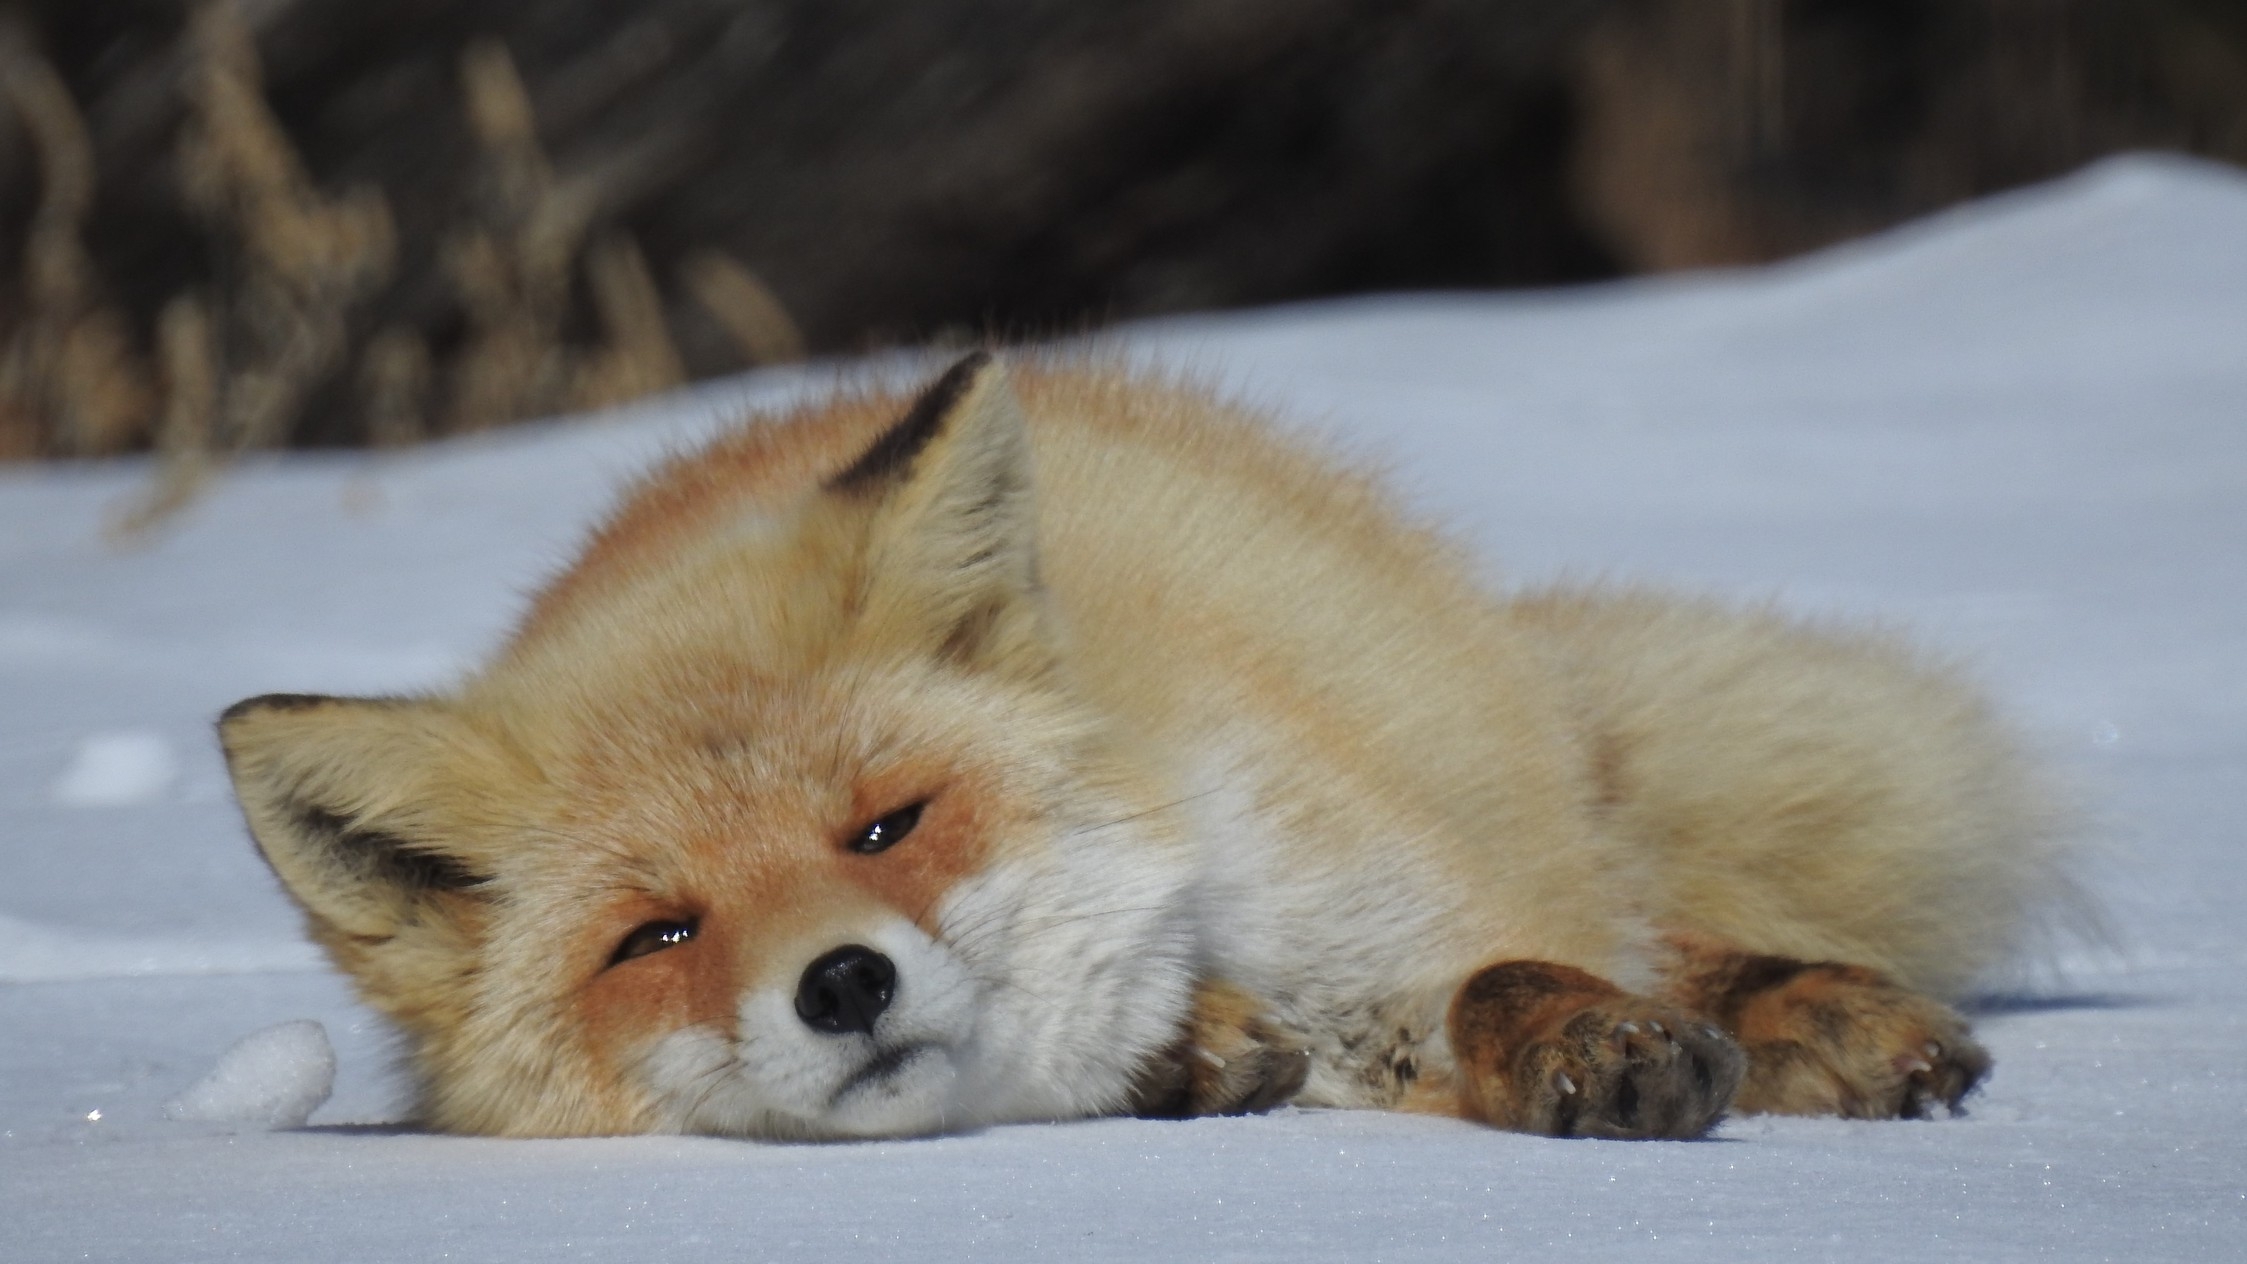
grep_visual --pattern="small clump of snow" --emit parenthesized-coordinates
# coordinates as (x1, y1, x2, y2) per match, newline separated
(163, 1020, 336, 1130)
(51, 731, 178, 807)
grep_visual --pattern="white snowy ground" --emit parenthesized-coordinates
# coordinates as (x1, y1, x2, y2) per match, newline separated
(3, 154, 2243, 1262)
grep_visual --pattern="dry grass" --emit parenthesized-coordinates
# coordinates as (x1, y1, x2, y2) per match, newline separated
(2, 0, 2237, 537)
(0, 0, 803, 535)
(177, 0, 397, 457)
(0, 12, 156, 459)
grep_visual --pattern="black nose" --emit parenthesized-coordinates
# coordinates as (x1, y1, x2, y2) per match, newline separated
(794, 945, 896, 1036)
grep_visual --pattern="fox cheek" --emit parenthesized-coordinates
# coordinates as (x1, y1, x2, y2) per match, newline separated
(578, 926, 741, 1056)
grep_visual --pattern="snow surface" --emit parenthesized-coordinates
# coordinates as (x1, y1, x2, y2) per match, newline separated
(3, 153, 2244, 1261)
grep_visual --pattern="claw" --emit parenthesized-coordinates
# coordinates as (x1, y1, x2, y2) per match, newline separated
(1925, 1041, 1943, 1059)
(1617, 1021, 1640, 1036)
(1898, 1056, 1934, 1076)
(1648, 1021, 1667, 1037)
(1555, 1071, 1578, 1095)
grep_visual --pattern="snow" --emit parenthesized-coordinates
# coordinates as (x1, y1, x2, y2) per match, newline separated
(0, 913, 321, 985)
(50, 731, 179, 807)
(162, 1020, 335, 1130)
(3, 152, 2244, 1260)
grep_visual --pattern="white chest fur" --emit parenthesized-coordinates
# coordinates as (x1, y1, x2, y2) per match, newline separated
(1176, 746, 1464, 1110)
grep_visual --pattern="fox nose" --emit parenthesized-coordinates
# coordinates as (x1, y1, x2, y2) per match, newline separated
(794, 945, 896, 1036)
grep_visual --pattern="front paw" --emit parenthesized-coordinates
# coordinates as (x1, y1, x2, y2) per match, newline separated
(1729, 967, 1990, 1119)
(1129, 978, 1309, 1118)
(1188, 1025, 1312, 1116)
(1517, 1004, 1745, 1140)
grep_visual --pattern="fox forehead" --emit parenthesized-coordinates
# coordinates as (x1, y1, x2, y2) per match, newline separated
(491, 505, 864, 701)
(495, 659, 1038, 808)
(515, 388, 916, 646)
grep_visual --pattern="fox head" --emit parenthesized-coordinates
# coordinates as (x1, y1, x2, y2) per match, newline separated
(219, 354, 1201, 1138)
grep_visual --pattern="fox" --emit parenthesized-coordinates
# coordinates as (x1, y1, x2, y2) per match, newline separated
(217, 351, 2071, 1141)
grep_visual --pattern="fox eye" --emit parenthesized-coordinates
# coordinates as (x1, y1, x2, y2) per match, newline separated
(849, 802, 924, 855)
(609, 919, 696, 966)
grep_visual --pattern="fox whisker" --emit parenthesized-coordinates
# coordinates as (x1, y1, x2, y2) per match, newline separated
(1059, 789, 1222, 842)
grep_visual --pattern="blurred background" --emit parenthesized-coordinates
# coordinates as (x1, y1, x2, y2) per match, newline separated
(2, 0, 2242, 474)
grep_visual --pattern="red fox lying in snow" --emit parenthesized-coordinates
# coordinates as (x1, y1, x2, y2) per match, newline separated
(219, 353, 2066, 1140)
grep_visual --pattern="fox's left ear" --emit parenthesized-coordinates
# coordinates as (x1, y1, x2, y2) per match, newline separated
(829, 351, 1057, 674)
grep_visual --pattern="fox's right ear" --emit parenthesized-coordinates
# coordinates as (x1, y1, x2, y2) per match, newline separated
(218, 693, 505, 944)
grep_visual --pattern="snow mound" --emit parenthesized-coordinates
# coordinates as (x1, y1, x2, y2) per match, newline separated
(50, 730, 177, 807)
(163, 1020, 337, 1130)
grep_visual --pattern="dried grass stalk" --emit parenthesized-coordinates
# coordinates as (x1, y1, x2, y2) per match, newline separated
(575, 233, 685, 409)
(684, 249, 806, 367)
(107, 294, 218, 541)
(448, 39, 691, 427)
(0, 15, 156, 456)
(360, 327, 433, 450)
(445, 38, 575, 430)
(179, 0, 396, 453)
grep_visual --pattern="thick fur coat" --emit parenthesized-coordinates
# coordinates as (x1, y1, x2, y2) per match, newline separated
(220, 355, 2069, 1139)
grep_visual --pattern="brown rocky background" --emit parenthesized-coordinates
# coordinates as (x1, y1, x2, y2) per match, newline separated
(2, 0, 2243, 485)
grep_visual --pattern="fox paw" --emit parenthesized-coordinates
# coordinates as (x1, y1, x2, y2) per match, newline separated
(1729, 966, 1990, 1119)
(1130, 978, 1309, 1118)
(1518, 1004, 1745, 1139)
(1187, 1028, 1312, 1116)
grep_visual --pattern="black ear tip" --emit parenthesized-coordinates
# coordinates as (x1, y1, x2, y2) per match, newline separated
(920, 349, 997, 411)
(945, 348, 994, 379)
(220, 693, 338, 726)
(827, 349, 1003, 493)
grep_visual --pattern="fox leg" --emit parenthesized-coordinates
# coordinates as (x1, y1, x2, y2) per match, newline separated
(1449, 961, 1745, 1138)
(1662, 936, 1990, 1119)
(1130, 977, 1311, 1118)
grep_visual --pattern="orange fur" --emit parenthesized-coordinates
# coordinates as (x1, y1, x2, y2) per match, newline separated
(220, 353, 2071, 1140)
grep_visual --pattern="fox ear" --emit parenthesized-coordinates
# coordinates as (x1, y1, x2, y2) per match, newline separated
(218, 693, 500, 945)
(829, 352, 1056, 672)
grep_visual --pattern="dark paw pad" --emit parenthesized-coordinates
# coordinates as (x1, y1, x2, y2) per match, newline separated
(1521, 1007, 1745, 1139)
